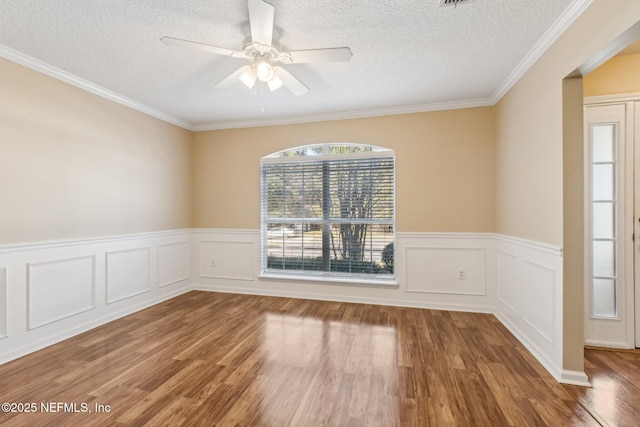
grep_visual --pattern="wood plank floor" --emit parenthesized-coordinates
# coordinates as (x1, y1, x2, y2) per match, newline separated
(563, 347, 640, 427)
(0, 291, 633, 426)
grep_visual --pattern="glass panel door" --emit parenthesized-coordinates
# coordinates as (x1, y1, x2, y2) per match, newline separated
(590, 124, 618, 318)
(584, 102, 633, 349)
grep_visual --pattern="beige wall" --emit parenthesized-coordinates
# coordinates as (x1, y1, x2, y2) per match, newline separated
(495, 0, 640, 372)
(584, 52, 640, 96)
(0, 58, 193, 244)
(192, 108, 496, 233)
(562, 76, 586, 372)
(496, 0, 640, 246)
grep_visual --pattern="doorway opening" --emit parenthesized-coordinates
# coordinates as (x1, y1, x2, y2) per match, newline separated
(582, 31, 640, 350)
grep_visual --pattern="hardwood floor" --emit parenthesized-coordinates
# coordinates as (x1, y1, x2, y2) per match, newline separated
(0, 291, 633, 426)
(563, 347, 640, 427)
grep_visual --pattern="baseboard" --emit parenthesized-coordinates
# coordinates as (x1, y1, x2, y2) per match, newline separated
(193, 283, 494, 314)
(560, 370, 591, 387)
(0, 287, 192, 365)
(584, 339, 635, 350)
(493, 310, 563, 382)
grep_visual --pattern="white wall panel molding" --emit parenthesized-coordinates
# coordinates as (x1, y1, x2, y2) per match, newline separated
(495, 234, 562, 257)
(397, 232, 494, 240)
(522, 260, 556, 345)
(405, 247, 486, 296)
(0, 268, 6, 339)
(0, 229, 192, 254)
(157, 241, 189, 288)
(0, 230, 192, 365)
(495, 235, 565, 383)
(27, 256, 96, 330)
(191, 228, 259, 237)
(198, 240, 256, 281)
(497, 250, 520, 315)
(192, 229, 495, 313)
(106, 247, 151, 304)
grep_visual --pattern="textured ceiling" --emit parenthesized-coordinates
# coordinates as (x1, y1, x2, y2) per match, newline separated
(0, 0, 585, 130)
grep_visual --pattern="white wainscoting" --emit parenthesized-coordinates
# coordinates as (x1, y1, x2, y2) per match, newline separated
(522, 259, 556, 345)
(198, 238, 255, 281)
(493, 235, 579, 385)
(0, 228, 585, 386)
(0, 230, 192, 364)
(0, 268, 6, 339)
(158, 241, 189, 288)
(106, 247, 150, 304)
(27, 255, 96, 329)
(405, 247, 486, 295)
(192, 230, 496, 314)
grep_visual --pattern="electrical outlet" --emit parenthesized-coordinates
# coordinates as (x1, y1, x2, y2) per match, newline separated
(211, 258, 216, 267)
(457, 269, 466, 280)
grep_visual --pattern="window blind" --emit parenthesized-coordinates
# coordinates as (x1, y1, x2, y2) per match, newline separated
(261, 152, 395, 279)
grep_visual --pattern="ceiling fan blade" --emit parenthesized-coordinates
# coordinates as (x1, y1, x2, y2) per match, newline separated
(283, 47, 353, 64)
(248, 0, 274, 46)
(215, 65, 252, 89)
(161, 36, 244, 58)
(274, 67, 309, 96)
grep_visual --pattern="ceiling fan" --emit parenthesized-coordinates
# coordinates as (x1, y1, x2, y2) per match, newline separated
(161, 0, 352, 96)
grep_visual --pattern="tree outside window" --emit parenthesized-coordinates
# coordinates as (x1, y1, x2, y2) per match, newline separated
(261, 143, 395, 279)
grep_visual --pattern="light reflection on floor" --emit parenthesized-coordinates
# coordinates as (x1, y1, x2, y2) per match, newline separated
(258, 312, 398, 425)
(588, 374, 619, 426)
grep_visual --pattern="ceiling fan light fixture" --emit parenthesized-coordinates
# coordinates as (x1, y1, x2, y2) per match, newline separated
(267, 74, 283, 91)
(239, 67, 257, 88)
(256, 60, 274, 82)
(163, 0, 351, 97)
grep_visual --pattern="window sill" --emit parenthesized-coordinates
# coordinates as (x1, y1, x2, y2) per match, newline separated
(259, 272, 398, 287)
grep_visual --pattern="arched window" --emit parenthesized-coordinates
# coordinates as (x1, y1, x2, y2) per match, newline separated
(260, 143, 395, 281)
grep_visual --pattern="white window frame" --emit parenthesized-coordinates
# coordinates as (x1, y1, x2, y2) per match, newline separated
(259, 143, 396, 285)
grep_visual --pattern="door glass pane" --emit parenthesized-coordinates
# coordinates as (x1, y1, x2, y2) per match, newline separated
(593, 240, 615, 277)
(592, 124, 615, 162)
(588, 118, 620, 322)
(592, 164, 614, 200)
(592, 202, 614, 239)
(593, 278, 617, 317)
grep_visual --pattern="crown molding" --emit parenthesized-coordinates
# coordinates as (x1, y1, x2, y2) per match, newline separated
(0, 43, 194, 131)
(1, 38, 491, 132)
(191, 98, 494, 131)
(490, 0, 594, 104)
(0, 0, 593, 132)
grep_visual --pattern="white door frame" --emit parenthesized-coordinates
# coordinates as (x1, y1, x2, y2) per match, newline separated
(634, 101, 640, 348)
(583, 97, 636, 349)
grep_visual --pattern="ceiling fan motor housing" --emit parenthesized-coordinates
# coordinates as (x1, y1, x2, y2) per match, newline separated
(242, 38, 285, 64)
(161, 0, 351, 95)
